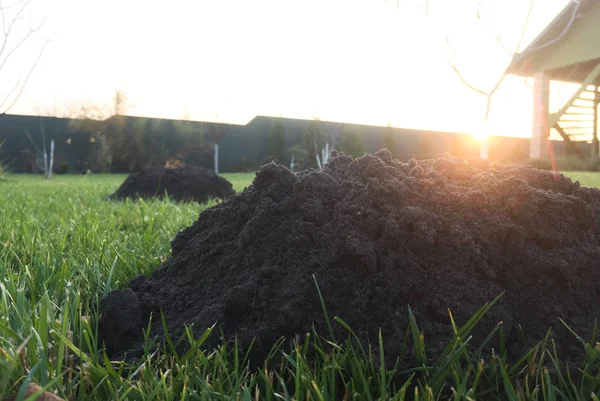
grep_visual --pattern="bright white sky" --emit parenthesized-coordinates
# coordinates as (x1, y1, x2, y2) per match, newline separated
(1, 0, 572, 138)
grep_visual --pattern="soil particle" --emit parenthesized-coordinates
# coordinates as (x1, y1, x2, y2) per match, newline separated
(99, 150, 600, 365)
(108, 165, 235, 203)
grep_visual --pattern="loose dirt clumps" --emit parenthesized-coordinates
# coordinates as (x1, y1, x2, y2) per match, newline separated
(108, 166, 235, 203)
(99, 150, 600, 364)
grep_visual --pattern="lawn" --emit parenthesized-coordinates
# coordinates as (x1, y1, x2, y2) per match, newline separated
(564, 171, 600, 188)
(1, 171, 600, 400)
(0, 173, 254, 400)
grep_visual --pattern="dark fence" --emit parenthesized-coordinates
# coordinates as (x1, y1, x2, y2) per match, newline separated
(0, 113, 591, 174)
(0, 115, 92, 173)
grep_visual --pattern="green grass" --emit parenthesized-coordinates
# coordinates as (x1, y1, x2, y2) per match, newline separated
(564, 172, 600, 188)
(0, 172, 600, 400)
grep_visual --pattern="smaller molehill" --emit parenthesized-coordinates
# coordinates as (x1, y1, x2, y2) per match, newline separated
(108, 166, 235, 203)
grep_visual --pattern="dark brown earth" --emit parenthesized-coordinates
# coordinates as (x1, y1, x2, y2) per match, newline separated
(99, 150, 600, 365)
(107, 165, 235, 203)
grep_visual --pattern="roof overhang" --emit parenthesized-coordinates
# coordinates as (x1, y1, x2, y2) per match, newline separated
(507, 0, 600, 83)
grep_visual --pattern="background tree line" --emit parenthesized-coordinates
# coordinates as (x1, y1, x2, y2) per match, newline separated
(265, 117, 382, 171)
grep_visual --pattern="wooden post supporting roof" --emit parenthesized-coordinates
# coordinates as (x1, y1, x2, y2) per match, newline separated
(531, 72, 549, 159)
(506, 1, 600, 160)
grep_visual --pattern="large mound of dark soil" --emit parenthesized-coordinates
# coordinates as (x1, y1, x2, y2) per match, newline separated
(99, 150, 600, 364)
(108, 166, 235, 203)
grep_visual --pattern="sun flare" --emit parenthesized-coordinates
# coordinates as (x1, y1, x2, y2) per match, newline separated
(472, 120, 492, 142)
(472, 129, 490, 142)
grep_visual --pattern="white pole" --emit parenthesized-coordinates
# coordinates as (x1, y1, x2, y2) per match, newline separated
(290, 153, 295, 172)
(43, 149, 48, 176)
(214, 143, 219, 174)
(480, 139, 489, 160)
(531, 72, 550, 159)
(40, 116, 48, 175)
(48, 140, 55, 178)
(478, 119, 490, 160)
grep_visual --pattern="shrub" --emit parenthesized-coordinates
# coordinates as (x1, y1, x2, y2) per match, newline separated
(341, 126, 365, 158)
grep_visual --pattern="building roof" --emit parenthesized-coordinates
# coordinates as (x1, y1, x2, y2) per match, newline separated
(507, 0, 600, 83)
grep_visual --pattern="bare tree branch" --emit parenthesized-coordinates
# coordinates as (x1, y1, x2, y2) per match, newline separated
(23, 128, 43, 156)
(512, 0, 536, 56)
(439, 0, 535, 121)
(0, 15, 46, 73)
(0, 0, 30, 60)
(1, 6, 6, 37)
(0, 0, 49, 114)
(441, 51, 488, 96)
(1, 36, 49, 114)
(1, 0, 29, 11)
(496, 37, 514, 56)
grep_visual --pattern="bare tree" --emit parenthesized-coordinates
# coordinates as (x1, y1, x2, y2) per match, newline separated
(68, 89, 135, 172)
(0, 0, 50, 174)
(304, 118, 343, 170)
(22, 102, 59, 177)
(0, 0, 49, 114)
(412, 0, 536, 158)
(61, 89, 134, 123)
(29, 90, 132, 174)
(438, 1, 535, 122)
(112, 88, 134, 116)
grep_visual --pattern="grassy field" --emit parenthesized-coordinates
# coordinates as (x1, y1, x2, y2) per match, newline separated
(1, 172, 600, 400)
(563, 172, 600, 188)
